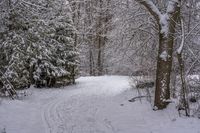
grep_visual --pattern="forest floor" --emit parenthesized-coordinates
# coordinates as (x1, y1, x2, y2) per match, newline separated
(0, 76, 200, 133)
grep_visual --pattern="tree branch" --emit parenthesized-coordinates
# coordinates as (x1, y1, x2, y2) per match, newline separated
(134, 0, 161, 23)
(177, 18, 184, 54)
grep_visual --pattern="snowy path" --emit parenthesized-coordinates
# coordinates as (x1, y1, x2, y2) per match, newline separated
(0, 76, 200, 133)
(40, 76, 129, 133)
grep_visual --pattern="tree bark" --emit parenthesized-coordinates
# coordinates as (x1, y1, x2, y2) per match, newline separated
(96, 0, 103, 76)
(89, 49, 95, 75)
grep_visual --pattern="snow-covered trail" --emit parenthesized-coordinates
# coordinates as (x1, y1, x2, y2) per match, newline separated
(0, 76, 130, 133)
(0, 76, 200, 133)
(41, 76, 129, 133)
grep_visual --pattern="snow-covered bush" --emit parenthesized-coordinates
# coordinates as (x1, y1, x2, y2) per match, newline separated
(171, 74, 200, 117)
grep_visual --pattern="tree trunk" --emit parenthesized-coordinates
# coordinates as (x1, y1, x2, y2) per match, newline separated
(154, 7, 180, 109)
(177, 53, 189, 116)
(154, 28, 174, 109)
(96, 0, 103, 76)
(89, 49, 95, 75)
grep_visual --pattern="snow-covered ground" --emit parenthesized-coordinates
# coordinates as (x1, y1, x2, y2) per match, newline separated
(0, 76, 200, 133)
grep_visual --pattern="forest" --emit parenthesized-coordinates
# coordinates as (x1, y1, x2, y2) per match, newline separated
(0, 0, 200, 133)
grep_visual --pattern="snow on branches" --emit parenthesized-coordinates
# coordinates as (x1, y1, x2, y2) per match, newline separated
(0, 0, 78, 92)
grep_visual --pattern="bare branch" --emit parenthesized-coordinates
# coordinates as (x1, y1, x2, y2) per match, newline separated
(177, 18, 184, 54)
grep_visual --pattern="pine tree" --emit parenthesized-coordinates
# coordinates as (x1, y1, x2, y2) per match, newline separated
(0, 0, 78, 95)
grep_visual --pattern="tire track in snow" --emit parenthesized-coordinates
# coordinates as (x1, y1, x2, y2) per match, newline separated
(42, 93, 118, 133)
(42, 96, 66, 133)
(41, 92, 81, 133)
(40, 76, 129, 133)
(59, 95, 116, 133)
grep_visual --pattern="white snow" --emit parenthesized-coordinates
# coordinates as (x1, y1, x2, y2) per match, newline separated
(160, 51, 168, 61)
(0, 76, 200, 133)
(65, 0, 69, 5)
(187, 75, 200, 80)
(177, 18, 185, 54)
(167, 0, 179, 13)
(160, 14, 169, 37)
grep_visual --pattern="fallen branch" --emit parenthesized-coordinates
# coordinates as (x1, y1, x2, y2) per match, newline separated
(128, 95, 152, 102)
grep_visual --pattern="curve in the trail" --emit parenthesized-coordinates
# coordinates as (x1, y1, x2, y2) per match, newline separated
(41, 76, 129, 133)
(42, 96, 68, 133)
(1, 76, 200, 133)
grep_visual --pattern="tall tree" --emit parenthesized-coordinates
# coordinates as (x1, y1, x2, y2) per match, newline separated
(135, 0, 181, 109)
